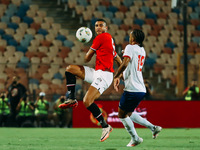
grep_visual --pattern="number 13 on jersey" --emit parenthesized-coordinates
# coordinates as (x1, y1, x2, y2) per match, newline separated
(137, 55, 145, 71)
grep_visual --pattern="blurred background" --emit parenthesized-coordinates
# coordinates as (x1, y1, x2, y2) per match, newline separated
(0, 0, 199, 128)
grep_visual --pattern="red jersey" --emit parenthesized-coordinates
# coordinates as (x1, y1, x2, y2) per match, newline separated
(90, 33, 117, 72)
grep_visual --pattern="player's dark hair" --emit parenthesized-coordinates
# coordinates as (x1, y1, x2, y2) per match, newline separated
(95, 19, 107, 26)
(132, 29, 145, 47)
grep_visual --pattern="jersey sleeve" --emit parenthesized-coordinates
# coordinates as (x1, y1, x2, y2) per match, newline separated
(90, 35, 101, 51)
(123, 45, 133, 60)
(113, 51, 117, 58)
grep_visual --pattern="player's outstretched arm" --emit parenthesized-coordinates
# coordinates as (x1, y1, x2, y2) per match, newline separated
(84, 49, 95, 63)
(114, 57, 130, 79)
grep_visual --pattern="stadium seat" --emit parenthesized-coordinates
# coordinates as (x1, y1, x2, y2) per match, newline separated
(41, 56, 50, 64)
(8, 39, 18, 47)
(123, 0, 133, 7)
(100, 0, 110, 7)
(63, 40, 74, 48)
(17, 56, 29, 69)
(0, 22, 7, 29)
(136, 12, 146, 20)
(157, 12, 168, 19)
(146, 12, 157, 20)
(192, 37, 200, 44)
(5, 28, 15, 35)
(172, 7, 180, 15)
(134, 18, 145, 27)
(44, 17, 54, 24)
(133, 1, 143, 7)
(75, 5, 85, 15)
(33, 16, 43, 24)
(90, 0, 99, 7)
(103, 11, 114, 19)
(129, 6, 139, 14)
(111, 18, 122, 26)
(1, 16, 10, 24)
(26, 28, 36, 35)
(22, 0, 32, 5)
(37, 10, 47, 18)
(30, 22, 41, 31)
(150, 6, 161, 14)
(141, 6, 150, 14)
(51, 23, 61, 32)
(108, 6, 118, 14)
(58, 29, 69, 37)
(77, 0, 87, 7)
(93, 11, 103, 19)
(188, 1, 198, 10)
(151, 47, 162, 55)
(29, 4, 39, 13)
(144, 1, 154, 7)
(97, 5, 106, 13)
(37, 28, 48, 36)
(23, 16, 34, 25)
(145, 57, 156, 68)
(115, 11, 124, 20)
(53, 72, 63, 80)
(45, 34, 54, 42)
(14, 51, 24, 61)
(57, 48, 70, 59)
(86, 5, 96, 13)
(11, 16, 21, 24)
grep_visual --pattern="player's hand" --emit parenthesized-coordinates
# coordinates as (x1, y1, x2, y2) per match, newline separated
(114, 78, 120, 92)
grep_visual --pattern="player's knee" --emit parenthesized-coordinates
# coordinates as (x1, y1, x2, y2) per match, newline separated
(66, 65, 74, 73)
(118, 113, 123, 118)
(83, 98, 92, 108)
(118, 111, 127, 118)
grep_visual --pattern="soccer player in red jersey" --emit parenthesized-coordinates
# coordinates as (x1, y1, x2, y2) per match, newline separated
(59, 19, 122, 142)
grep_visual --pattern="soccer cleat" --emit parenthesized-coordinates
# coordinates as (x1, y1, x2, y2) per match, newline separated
(100, 125, 113, 142)
(58, 99, 78, 109)
(152, 126, 162, 139)
(127, 137, 143, 147)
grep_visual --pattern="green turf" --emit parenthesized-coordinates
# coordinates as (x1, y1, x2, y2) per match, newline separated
(0, 128, 200, 150)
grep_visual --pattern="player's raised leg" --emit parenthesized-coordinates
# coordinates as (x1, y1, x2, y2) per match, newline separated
(59, 65, 85, 109)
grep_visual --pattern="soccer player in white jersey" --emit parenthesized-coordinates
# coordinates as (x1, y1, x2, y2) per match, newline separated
(114, 29, 162, 147)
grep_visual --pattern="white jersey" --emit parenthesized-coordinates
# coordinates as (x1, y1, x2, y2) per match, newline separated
(122, 44, 146, 93)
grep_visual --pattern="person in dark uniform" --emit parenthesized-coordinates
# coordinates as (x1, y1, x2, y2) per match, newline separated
(7, 76, 27, 126)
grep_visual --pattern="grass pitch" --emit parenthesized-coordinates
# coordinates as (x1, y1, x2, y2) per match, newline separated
(0, 128, 200, 150)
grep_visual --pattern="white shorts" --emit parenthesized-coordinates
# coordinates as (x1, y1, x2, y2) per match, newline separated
(84, 66, 113, 94)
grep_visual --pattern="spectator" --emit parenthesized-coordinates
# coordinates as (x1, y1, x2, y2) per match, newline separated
(7, 76, 27, 126)
(182, 80, 199, 101)
(16, 96, 35, 127)
(52, 96, 72, 127)
(0, 92, 10, 126)
(34, 92, 49, 127)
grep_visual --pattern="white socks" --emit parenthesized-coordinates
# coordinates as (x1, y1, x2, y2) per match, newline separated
(120, 117, 139, 141)
(130, 112, 154, 131)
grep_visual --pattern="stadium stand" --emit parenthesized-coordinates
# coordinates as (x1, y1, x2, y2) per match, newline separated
(0, 0, 199, 101)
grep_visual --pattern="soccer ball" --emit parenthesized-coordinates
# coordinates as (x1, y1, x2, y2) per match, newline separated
(76, 27, 92, 43)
